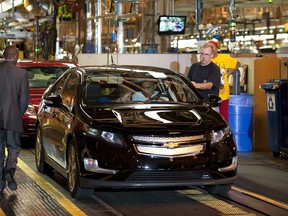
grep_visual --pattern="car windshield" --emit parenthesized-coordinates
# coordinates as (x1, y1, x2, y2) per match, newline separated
(83, 70, 199, 104)
(23, 66, 69, 88)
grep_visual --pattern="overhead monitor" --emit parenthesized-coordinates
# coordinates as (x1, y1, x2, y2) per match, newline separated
(158, 15, 186, 35)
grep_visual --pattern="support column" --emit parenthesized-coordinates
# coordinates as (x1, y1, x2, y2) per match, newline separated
(86, 0, 92, 41)
(84, 0, 95, 53)
(95, 0, 102, 53)
(117, 2, 124, 53)
(158, 0, 174, 53)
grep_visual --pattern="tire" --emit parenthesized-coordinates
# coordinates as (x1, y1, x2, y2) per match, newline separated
(35, 126, 49, 173)
(204, 184, 232, 195)
(67, 140, 94, 200)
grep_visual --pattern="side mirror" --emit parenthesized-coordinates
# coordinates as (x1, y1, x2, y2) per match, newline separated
(44, 95, 62, 107)
(208, 94, 222, 107)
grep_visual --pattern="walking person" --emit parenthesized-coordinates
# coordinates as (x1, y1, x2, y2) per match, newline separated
(209, 40, 241, 121)
(187, 42, 221, 102)
(0, 46, 30, 198)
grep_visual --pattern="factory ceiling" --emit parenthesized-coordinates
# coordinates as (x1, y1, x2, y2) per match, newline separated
(174, 0, 288, 25)
(0, 0, 287, 37)
(174, 0, 287, 11)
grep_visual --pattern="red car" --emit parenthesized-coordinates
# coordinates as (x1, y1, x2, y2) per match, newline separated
(18, 61, 78, 138)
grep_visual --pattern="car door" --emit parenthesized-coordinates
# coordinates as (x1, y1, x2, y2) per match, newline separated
(48, 73, 78, 168)
(41, 73, 69, 155)
(53, 73, 78, 167)
(41, 73, 76, 167)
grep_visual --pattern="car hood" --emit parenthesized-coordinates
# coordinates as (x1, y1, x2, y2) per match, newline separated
(82, 104, 226, 131)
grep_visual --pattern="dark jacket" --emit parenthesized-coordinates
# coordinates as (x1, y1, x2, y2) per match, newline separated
(187, 61, 221, 101)
(0, 61, 30, 132)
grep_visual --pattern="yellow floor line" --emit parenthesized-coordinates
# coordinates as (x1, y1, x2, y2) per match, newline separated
(17, 158, 87, 216)
(232, 185, 288, 211)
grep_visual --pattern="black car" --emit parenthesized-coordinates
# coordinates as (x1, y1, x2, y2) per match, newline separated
(35, 65, 238, 199)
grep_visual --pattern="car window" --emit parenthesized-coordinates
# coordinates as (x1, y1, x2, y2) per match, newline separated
(83, 70, 199, 104)
(62, 73, 78, 109)
(49, 73, 70, 96)
(23, 66, 69, 88)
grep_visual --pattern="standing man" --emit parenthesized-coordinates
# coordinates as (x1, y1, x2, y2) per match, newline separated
(187, 42, 221, 102)
(209, 40, 241, 121)
(0, 46, 30, 198)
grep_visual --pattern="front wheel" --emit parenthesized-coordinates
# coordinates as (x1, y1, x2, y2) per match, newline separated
(67, 140, 94, 200)
(35, 126, 50, 173)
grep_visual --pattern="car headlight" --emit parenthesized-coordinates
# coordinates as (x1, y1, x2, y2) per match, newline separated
(210, 126, 230, 144)
(101, 131, 124, 147)
(25, 104, 37, 115)
(83, 125, 124, 147)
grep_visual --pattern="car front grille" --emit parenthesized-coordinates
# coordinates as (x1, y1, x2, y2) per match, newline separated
(131, 134, 206, 158)
(127, 171, 211, 181)
(132, 135, 205, 143)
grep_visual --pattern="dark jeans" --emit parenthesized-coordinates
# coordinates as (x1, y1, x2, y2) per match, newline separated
(0, 129, 21, 190)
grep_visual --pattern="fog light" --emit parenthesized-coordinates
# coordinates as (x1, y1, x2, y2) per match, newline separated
(218, 156, 238, 172)
(84, 158, 98, 170)
(84, 158, 118, 174)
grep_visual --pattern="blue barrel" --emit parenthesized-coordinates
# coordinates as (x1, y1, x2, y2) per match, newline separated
(228, 94, 254, 152)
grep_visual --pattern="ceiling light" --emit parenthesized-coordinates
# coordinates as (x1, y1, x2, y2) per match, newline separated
(24, 0, 34, 12)
(0, 0, 22, 12)
(40, 3, 49, 11)
(26, 5, 33, 11)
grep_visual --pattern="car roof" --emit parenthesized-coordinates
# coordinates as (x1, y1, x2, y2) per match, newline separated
(17, 61, 78, 67)
(75, 65, 177, 76)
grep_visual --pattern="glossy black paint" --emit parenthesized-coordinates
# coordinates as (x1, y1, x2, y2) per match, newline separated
(36, 65, 237, 194)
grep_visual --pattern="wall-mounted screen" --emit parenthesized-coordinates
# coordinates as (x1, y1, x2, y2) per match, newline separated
(158, 15, 186, 35)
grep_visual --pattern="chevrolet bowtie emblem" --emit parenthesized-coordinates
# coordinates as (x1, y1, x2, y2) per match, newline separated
(163, 142, 180, 149)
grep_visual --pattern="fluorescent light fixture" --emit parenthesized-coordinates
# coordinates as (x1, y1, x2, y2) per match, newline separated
(40, 3, 49, 11)
(0, 0, 23, 12)
(26, 5, 33, 12)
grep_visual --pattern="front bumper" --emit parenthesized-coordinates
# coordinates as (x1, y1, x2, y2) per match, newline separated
(79, 173, 237, 189)
(79, 155, 238, 189)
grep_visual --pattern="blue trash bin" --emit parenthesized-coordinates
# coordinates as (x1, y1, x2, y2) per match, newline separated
(260, 79, 288, 157)
(228, 94, 254, 152)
